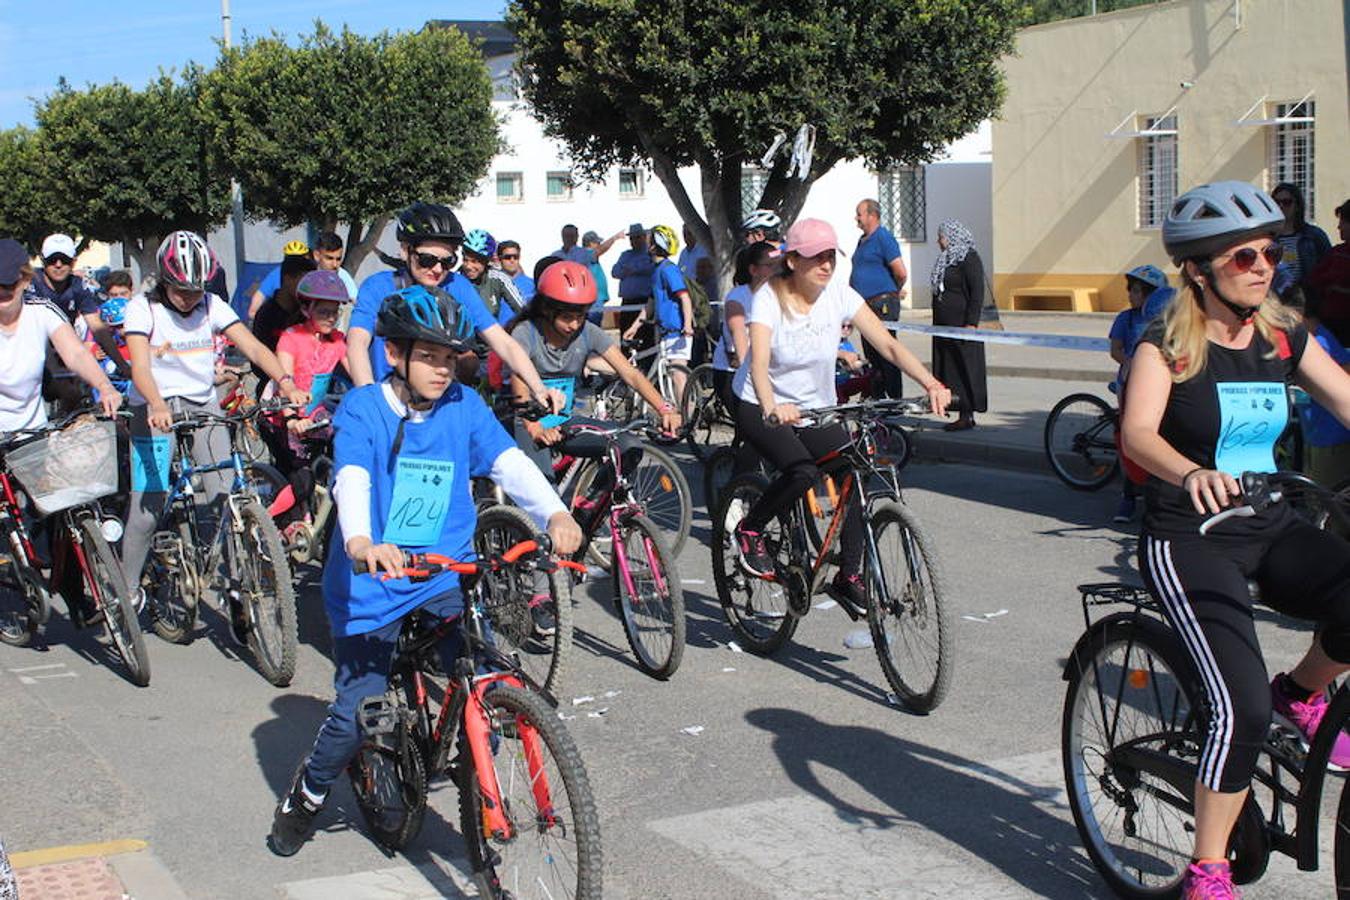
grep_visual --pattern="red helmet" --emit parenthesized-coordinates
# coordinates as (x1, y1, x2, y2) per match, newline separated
(537, 260, 596, 306)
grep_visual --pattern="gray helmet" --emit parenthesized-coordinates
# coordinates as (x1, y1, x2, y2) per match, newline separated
(1161, 181, 1283, 264)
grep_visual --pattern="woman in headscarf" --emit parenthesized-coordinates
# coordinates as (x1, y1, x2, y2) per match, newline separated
(930, 220, 988, 430)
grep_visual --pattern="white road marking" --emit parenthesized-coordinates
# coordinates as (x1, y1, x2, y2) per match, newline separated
(278, 861, 478, 899)
(10, 662, 76, 685)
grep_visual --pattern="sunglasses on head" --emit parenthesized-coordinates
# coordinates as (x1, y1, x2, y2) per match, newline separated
(1218, 244, 1283, 272)
(413, 251, 457, 270)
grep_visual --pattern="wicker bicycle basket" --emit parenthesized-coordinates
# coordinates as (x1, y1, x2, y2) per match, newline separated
(6, 418, 119, 516)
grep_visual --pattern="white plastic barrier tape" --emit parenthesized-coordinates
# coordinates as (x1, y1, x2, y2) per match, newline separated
(887, 322, 1110, 353)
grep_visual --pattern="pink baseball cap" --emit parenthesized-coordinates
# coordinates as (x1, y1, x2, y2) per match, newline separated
(784, 218, 845, 258)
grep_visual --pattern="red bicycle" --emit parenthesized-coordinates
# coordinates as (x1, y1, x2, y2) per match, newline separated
(347, 540, 601, 899)
(0, 409, 149, 686)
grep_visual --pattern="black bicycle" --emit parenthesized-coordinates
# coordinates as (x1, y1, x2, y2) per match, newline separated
(1063, 470, 1350, 897)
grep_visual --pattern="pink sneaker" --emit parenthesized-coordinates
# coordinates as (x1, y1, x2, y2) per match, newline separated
(1271, 674, 1350, 770)
(1180, 861, 1236, 900)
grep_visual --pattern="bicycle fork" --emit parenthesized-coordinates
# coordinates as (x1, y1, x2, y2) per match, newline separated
(463, 674, 559, 840)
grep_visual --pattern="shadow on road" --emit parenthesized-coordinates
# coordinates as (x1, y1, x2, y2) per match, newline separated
(745, 706, 1105, 898)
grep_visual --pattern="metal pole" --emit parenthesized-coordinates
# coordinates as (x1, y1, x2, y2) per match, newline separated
(223, 0, 247, 306)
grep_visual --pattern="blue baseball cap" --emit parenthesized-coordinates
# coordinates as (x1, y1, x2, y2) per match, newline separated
(0, 239, 30, 284)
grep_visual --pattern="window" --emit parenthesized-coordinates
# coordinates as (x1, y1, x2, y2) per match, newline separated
(1268, 100, 1315, 213)
(546, 171, 573, 201)
(495, 171, 523, 203)
(618, 167, 644, 198)
(1136, 114, 1177, 229)
(741, 167, 770, 219)
(877, 166, 926, 241)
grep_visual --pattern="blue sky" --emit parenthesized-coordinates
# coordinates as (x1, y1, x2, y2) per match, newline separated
(0, 0, 506, 128)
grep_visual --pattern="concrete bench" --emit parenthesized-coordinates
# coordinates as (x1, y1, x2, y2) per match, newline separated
(1008, 287, 1101, 312)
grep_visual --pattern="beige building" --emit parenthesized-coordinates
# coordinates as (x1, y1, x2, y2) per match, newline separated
(992, 0, 1348, 312)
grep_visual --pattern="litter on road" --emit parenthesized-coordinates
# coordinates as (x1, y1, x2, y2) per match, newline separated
(680, 726, 705, 736)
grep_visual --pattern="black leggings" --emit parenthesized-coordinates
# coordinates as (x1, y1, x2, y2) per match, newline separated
(733, 398, 863, 574)
(1139, 517, 1350, 793)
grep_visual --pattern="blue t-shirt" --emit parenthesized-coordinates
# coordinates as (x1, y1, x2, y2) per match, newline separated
(513, 273, 536, 303)
(652, 259, 688, 333)
(350, 270, 496, 381)
(257, 265, 357, 301)
(322, 383, 515, 636)
(586, 261, 609, 325)
(849, 227, 903, 299)
(1300, 326, 1350, 448)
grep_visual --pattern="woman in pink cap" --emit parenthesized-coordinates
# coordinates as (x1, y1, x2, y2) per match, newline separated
(729, 218, 950, 606)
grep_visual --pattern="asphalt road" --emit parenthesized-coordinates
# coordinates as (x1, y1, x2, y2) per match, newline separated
(1, 458, 1342, 899)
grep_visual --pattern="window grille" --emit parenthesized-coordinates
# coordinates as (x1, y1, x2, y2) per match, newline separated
(1136, 114, 1177, 229)
(1268, 100, 1314, 214)
(877, 166, 926, 241)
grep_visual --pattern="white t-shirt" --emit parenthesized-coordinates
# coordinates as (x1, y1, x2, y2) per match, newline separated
(712, 284, 753, 372)
(733, 278, 864, 410)
(123, 292, 239, 405)
(0, 300, 67, 433)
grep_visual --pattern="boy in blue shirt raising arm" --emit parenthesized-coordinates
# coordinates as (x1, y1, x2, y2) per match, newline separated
(268, 286, 581, 857)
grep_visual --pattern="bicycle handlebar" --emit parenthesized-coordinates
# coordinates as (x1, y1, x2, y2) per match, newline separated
(1197, 471, 1322, 535)
(766, 395, 948, 427)
(0, 406, 129, 450)
(167, 399, 296, 431)
(350, 535, 588, 581)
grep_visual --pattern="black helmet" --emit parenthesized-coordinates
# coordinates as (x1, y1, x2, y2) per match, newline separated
(376, 286, 472, 351)
(395, 202, 465, 246)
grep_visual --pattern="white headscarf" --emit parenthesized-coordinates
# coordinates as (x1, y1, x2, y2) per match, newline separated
(929, 220, 976, 292)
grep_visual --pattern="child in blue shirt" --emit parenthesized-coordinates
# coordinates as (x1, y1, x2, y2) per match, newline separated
(623, 224, 693, 403)
(268, 286, 581, 857)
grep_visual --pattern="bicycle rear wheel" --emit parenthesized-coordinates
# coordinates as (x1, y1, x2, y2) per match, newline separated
(682, 364, 731, 458)
(235, 497, 298, 687)
(612, 514, 685, 679)
(702, 446, 737, 518)
(865, 501, 950, 712)
(1044, 393, 1120, 491)
(79, 518, 150, 687)
(348, 683, 428, 851)
(0, 535, 47, 648)
(1062, 614, 1200, 898)
(474, 504, 573, 701)
(711, 473, 798, 655)
(148, 516, 199, 644)
(459, 684, 602, 899)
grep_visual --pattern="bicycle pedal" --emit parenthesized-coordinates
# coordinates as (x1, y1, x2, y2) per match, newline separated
(356, 694, 400, 737)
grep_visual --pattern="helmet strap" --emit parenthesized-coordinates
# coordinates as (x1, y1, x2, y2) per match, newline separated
(1198, 260, 1259, 323)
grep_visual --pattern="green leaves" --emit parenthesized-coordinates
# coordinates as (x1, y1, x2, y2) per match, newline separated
(0, 127, 69, 252)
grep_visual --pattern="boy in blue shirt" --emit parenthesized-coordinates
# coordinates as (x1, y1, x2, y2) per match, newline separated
(622, 224, 693, 404)
(269, 286, 581, 857)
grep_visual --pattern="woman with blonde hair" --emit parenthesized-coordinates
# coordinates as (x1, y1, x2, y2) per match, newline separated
(1122, 181, 1350, 899)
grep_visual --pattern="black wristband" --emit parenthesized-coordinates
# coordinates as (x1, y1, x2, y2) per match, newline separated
(1180, 467, 1205, 489)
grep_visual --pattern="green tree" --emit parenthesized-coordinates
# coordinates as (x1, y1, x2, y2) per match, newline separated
(35, 74, 231, 276)
(0, 126, 72, 253)
(199, 23, 501, 274)
(508, 0, 1024, 278)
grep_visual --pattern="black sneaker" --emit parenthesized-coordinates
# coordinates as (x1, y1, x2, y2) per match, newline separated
(529, 596, 557, 637)
(826, 571, 868, 614)
(269, 766, 324, 857)
(735, 523, 774, 579)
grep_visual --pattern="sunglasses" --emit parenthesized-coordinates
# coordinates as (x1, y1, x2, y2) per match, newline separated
(44, 255, 72, 266)
(1217, 244, 1283, 272)
(499, 253, 520, 260)
(413, 251, 457, 270)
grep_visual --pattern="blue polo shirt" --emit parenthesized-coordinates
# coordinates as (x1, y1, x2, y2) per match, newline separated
(322, 383, 514, 636)
(512, 273, 536, 303)
(849, 226, 903, 300)
(652, 259, 688, 333)
(350, 269, 496, 381)
(30, 272, 100, 322)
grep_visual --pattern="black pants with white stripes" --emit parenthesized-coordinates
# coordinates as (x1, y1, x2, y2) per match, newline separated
(1139, 519, 1350, 793)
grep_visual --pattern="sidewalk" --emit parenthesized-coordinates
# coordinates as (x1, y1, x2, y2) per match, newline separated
(8, 841, 188, 900)
(891, 310, 1118, 476)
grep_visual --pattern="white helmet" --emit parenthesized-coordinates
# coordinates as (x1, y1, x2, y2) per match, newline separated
(741, 209, 782, 234)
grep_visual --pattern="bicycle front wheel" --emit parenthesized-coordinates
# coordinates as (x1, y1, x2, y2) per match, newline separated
(475, 504, 573, 701)
(1062, 614, 1200, 898)
(865, 501, 951, 713)
(459, 684, 602, 900)
(612, 514, 685, 679)
(234, 497, 298, 687)
(0, 522, 45, 647)
(580, 447, 691, 567)
(79, 518, 150, 687)
(1044, 393, 1119, 490)
(711, 473, 798, 655)
(148, 516, 199, 644)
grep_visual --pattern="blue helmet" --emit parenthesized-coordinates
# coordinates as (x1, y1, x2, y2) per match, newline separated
(375, 285, 472, 350)
(99, 295, 128, 326)
(463, 229, 497, 260)
(1125, 265, 1169, 292)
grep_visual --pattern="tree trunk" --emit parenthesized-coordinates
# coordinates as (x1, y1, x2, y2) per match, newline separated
(126, 235, 160, 290)
(342, 214, 390, 276)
